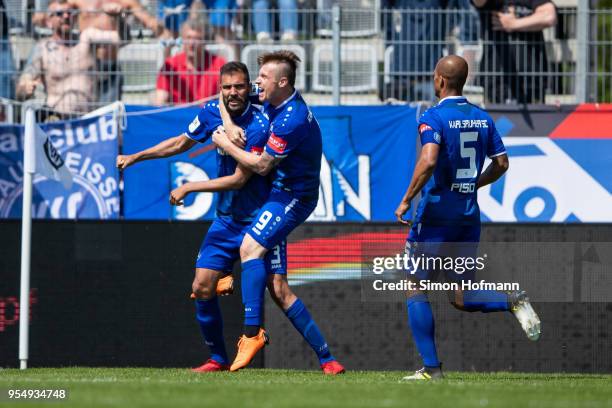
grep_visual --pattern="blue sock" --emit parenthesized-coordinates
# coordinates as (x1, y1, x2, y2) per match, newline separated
(462, 290, 510, 313)
(407, 294, 440, 368)
(241, 259, 267, 327)
(285, 299, 334, 364)
(195, 298, 228, 364)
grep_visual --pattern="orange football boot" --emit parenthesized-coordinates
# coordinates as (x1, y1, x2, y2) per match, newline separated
(189, 274, 234, 299)
(229, 328, 269, 372)
(216, 274, 234, 296)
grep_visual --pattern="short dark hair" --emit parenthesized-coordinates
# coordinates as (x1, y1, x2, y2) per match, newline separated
(220, 61, 250, 84)
(257, 50, 301, 87)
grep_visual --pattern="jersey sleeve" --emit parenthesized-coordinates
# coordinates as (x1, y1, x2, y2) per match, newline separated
(245, 113, 269, 156)
(417, 110, 443, 146)
(185, 104, 218, 143)
(486, 119, 507, 158)
(264, 117, 302, 159)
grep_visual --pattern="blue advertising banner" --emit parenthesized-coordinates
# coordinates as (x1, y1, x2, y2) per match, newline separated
(0, 114, 120, 219)
(122, 104, 419, 221)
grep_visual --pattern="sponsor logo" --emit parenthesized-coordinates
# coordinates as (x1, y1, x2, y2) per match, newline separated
(250, 146, 264, 155)
(451, 182, 475, 193)
(267, 133, 287, 154)
(479, 137, 612, 222)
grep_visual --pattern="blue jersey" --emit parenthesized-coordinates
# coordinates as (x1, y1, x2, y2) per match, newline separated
(262, 91, 322, 199)
(185, 101, 270, 222)
(415, 96, 506, 226)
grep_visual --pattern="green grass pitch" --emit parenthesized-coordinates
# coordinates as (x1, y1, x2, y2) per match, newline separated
(1, 368, 611, 408)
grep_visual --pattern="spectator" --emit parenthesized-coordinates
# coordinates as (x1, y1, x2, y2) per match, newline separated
(383, 0, 448, 102)
(67, 0, 169, 105)
(155, 18, 226, 105)
(473, 0, 557, 104)
(252, 0, 298, 42)
(0, 0, 14, 100)
(449, 0, 480, 86)
(201, 0, 236, 43)
(15, 0, 120, 117)
(158, 0, 194, 36)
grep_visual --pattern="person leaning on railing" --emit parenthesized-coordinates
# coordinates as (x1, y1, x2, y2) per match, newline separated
(16, 0, 120, 119)
(472, 0, 557, 104)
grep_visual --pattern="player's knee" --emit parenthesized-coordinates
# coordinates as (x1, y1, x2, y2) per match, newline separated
(192, 280, 215, 300)
(449, 291, 470, 311)
(240, 239, 266, 261)
(450, 300, 468, 311)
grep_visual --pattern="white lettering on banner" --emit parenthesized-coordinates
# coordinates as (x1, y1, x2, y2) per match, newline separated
(309, 154, 371, 221)
(46, 115, 118, 150)
(171, 162, 213, 220)
(0, 132, 18, 152)
(478, 137, 612, 222)
(0, 114, 120, 219)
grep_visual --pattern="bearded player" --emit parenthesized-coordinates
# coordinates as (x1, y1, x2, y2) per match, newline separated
(213, 51, 345, 375)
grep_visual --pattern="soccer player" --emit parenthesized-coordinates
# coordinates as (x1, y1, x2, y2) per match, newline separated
(394, 55, 541, 381)
(212, 51, 345, 374)
(117, 62, 275, 371)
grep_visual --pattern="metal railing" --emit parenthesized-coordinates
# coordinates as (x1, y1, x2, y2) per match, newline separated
(0, 4, 611, 121)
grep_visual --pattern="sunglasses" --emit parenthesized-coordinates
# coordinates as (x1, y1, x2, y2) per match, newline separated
(50, 9, 76, 17)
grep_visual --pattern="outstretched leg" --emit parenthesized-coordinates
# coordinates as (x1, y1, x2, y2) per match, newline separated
(450, 288, 541, 341)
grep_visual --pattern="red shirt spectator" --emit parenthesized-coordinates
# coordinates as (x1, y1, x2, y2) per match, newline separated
(156, 51, 225, 104)
(154, 18, 225, 105)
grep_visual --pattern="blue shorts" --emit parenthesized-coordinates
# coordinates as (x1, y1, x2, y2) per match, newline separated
(196, 215, 286, 274)
(406, 223, 481, 283)
(247, 189, 317, 250)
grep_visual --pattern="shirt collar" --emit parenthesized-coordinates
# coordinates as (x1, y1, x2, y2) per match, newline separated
(272, 90, 298, 111)
(438, 95, 467, 105)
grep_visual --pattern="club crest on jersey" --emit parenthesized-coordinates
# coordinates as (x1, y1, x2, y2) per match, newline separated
(188, 116, 200, 133)
(267, 133, 287, 154)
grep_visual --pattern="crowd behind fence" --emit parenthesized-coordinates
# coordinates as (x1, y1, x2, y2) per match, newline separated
(0, 1, 611, 122)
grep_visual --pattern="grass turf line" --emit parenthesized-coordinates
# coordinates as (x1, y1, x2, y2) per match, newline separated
(0, 368, 611, 408)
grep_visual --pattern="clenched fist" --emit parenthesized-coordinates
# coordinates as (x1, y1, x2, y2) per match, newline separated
(116, 154, 136, 170)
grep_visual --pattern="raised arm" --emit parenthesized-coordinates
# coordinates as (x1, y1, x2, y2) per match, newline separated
(493, 2, 557, 32)
(477, 153, 509, 189)
(117, 0, 166, 36)
(169, 164, 253, 205)
(394, 143, 440, 224)
(116, 134, 196, 170)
